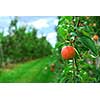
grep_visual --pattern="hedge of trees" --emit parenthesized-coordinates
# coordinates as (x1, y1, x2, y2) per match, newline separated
(0, 17, 52, 67)
(51, 16, 100, 82)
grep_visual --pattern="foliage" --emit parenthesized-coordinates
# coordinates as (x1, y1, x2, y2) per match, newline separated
(54, 16, 100, 83)
(0, 17, 52, 67)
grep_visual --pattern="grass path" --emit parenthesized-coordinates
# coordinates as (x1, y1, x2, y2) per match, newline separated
(0, 56, 56, 83)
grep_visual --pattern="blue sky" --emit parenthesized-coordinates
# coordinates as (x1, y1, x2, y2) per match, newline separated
(0, 16, 58, 47)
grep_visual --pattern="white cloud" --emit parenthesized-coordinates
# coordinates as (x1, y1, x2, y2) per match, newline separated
(3, 28, 9, 36)
(46, 32, 57, 47)
(17, 21, 27, 27)
(27, 19, 49, 29)
(37, 33, 42, 38)
(53, 19, 58, 26)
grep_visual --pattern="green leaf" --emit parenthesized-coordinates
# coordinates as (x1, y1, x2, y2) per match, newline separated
(59, 76, 66, 83)
(78, 35, 97, 56)
(81, 30, 89, 36)
(55, 42, 64, 48)
(70, 32, 77, 36)
(65, 16, 73, 22)
(57, 26, 67, 39)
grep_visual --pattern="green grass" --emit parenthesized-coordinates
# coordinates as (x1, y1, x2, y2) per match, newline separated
(0, 56, 56, 83)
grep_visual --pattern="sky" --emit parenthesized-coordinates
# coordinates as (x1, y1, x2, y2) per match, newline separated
(0, 16, 58, 47)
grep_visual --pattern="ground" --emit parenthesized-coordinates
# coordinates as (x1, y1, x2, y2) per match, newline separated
(0, 56, 56, 83)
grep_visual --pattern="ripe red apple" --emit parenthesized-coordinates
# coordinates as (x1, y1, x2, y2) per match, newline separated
(61, 46, 75, 60)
